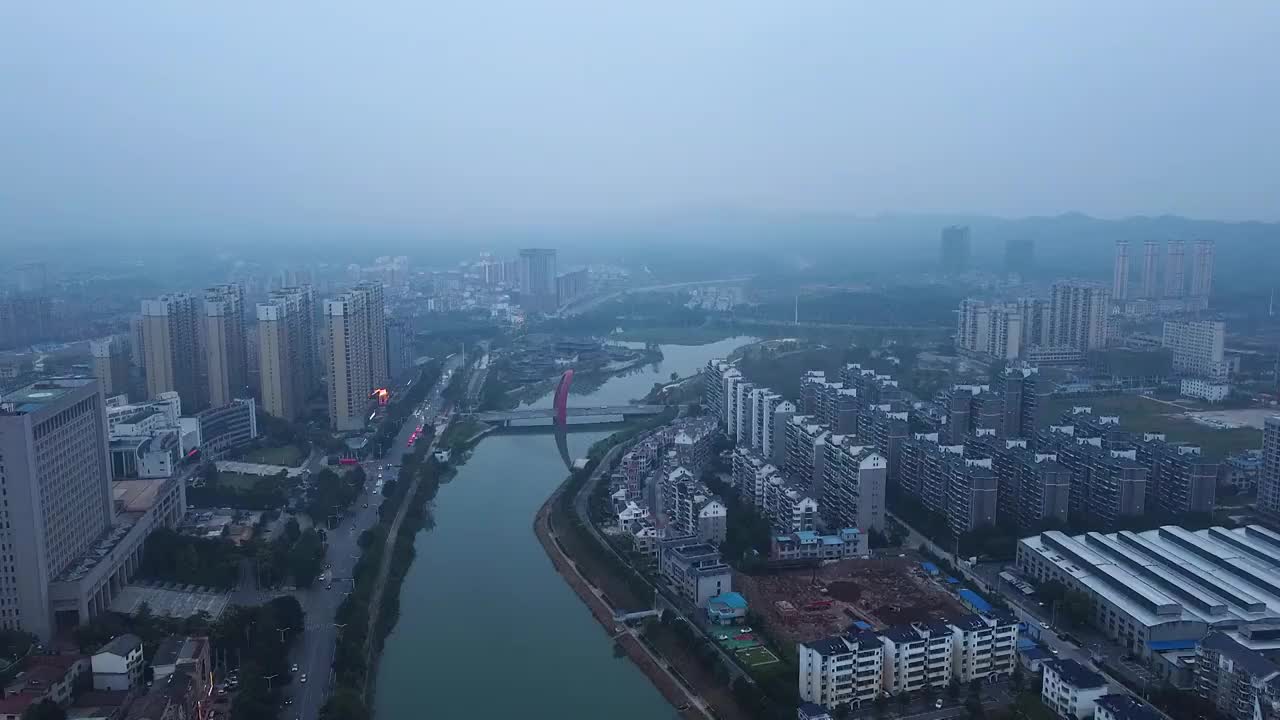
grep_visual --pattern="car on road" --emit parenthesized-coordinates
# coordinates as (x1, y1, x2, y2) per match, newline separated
(301, 674, 308, 684)
(290, 664, 298, 672)
(326, 583, 333, 590)
(935, 700, 944, 709)
(284, 698, 294, 706)
(363, 502, 368, 508)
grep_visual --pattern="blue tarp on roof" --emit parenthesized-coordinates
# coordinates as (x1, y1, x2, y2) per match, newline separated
(1018, 637, 1037, 650)
(945, 576, 960, 584)
(852, 620, 872, 630)
(921, 561, 940, 575)
(1148, 639, 1197, 651)
(710, 592, 748, 609)
(958, 588, 993, 613)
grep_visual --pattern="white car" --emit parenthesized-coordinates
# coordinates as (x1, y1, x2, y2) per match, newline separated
(301, 674, 308, 684)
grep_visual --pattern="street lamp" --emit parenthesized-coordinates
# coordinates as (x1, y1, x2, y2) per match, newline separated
(277, 627, 290, 644)
(263, 673, 279, 690)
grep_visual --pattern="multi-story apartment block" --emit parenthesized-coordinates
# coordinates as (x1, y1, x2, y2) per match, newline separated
(1047, 281, 1110, 351)
(141, 293, 204, 411)
(821, 438, 887, 532)
(859, 404, 910, 484)
(946, 457, 998, 533)
(734, 380, 756, 447)
(750, 389, 784, 456)
(517, 248, 557, 313)
(703, 359, 731, 424)
(998, 366, 1054, 439)
(983, 439, 1070, 531)
(324, 283, 386, 432)
(1042, 659, 1108, 719)
(881, 622, 955, 695)
(696, 498, 727, 544)
(800, 371, 829, 416)
(772, 529, 866, 561)
(786, 415, 830, 490)
(760, 474, 819, 533)
(1261, 418, 1280, 521)
(722, 369, 745, 440)
(770, 400, 797, 467)
(1195, 632, 1280, 720)
(203, 284, 248, 408)
(1137, 435, 1218, 514)
(950, 613, 1018, 683)
(798, 631, 885, 710)
(1162, 320, 1228, 381)
(957, 299, 1024, 360)
(1039, 428, 1147, 527)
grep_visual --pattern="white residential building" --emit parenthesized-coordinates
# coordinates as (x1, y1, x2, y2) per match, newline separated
(950, 614, 1018, 682)
(1180, 378, 1230, 403)
(1163, 320, 1227, 381)
(798, 631, 885, 710)
(1042, 659, 1108, 719)
(957, 299, 1024, 360)
(881, 622, 954, 695)
(91, 633, 144, 691)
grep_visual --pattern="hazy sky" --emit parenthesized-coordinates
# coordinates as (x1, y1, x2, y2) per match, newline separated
(3, 1, 1278, 241)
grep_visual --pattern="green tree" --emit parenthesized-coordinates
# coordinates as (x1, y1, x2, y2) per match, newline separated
(23, 699, 66, 720)
(320, 688, 369, 720)
(948, 678, 961, 700)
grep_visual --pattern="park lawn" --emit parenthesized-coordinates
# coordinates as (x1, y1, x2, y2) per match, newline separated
(1047, 395, 1262, 460)
(242, 443, 306, 467)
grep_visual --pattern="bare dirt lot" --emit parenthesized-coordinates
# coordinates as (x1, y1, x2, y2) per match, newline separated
(735, 556, 967, 649)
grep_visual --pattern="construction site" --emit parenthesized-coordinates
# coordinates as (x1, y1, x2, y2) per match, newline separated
(734, 555, 967, 650)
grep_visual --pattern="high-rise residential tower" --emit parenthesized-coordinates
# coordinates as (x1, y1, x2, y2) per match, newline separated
(1047, 281, 1110, 350)
(940, 226, 971, 274)
(1190, 239, 1215, 302)
(324, 283, 386, 431)
(518, 248, 558, 313)
(1165, 240, 1186, 298)
(1261, 417, 1280, 520)
(0, 378, 115, 639)
(1112, 240, 1130, 301)
(203, 284, 247, 408)
(89, 336, 130, 397)
(257, 296, 299, 421)
(141, 293, 204, 410)
(1141, 240, 1160, 299)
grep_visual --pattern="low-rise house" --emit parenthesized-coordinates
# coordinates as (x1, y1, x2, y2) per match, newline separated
(696, 498, 727, 544)
(771, 529, 867, 561)
(150, 636, 210, 700)
(1042, 659, 1108, 719)
(92, 634, 144, 691)
(4, 654, 91, 707)
(706, 592, 748, 625)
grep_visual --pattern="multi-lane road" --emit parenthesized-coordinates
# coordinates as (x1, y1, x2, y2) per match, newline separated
(241, 355, 462, 720)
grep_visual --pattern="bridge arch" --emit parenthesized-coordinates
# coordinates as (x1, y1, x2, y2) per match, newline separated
(553, 369, 574, 425)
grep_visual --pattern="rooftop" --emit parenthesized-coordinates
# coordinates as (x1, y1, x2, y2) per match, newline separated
(1046, 658, 1107, 689)
(1095, 694, 1163, 720)
(1, 377, 95, 414)
(97, 634, 141, 658)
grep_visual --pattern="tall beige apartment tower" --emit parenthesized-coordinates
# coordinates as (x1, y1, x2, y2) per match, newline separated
(204, 284, 248, 408)
(89, 335, 130, 397)
(1047, 281, 1110, 351)
(326, 287, 371, 432)
(141, 293, 204, 411)
(358, 282, 388, 389)
(256, 285, 317, 421)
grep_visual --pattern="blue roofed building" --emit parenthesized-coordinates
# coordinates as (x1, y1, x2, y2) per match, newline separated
(958, 588, 993, 614)
(772, 528, 867, 561)
(707, 592, 748, 625)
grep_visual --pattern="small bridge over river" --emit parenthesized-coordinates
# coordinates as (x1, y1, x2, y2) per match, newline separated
(469, 405, 666, 427)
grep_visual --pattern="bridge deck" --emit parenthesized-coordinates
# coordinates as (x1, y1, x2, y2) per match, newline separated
(472, 405, 665, 422)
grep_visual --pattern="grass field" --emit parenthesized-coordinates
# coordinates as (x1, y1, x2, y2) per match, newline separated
(242, 443, 306, 467)
(1048, 395, 1262, 460)
(737, 645, 780, 667)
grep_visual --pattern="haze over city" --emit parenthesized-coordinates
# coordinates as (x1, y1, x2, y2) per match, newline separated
(2, 4, 1280, 720)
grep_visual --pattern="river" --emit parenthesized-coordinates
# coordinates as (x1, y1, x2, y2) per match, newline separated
(373, 336, 753, 718)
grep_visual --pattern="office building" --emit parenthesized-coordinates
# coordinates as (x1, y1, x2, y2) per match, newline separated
(1048, 281, 1110, 351)
(1258, 418, 1280, 520)
(1162, 320, 1227, 381)
(940, 225, 971, 274)
(518, 248, 558, 313)
(90, 336, 130, 397)
(194, 398, 258, 460)
(1113, 240, 1131, 301)
(1042, 659, 1108, 719)
(1017, 525, 1280, 659)
(203, 284, 248, 408)
(1141, 240, 1160, 299)
(141, 293, 204, 411)
(0, 379, 114, 639)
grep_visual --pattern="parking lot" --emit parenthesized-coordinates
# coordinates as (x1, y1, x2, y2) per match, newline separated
(111, 582, 231, 619)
